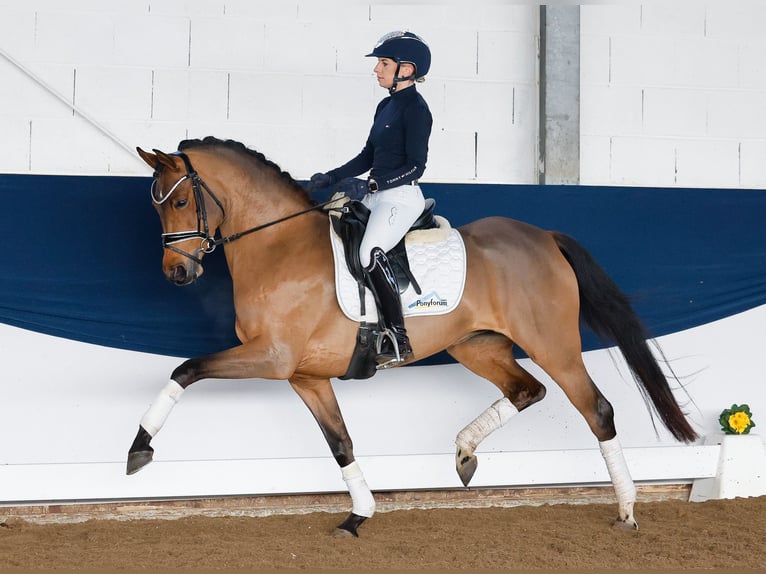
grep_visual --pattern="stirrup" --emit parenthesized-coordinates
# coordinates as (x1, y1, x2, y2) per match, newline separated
(375, 328, 412, 369)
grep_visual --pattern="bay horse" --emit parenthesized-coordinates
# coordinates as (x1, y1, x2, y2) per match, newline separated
(128, 136, 697, 536)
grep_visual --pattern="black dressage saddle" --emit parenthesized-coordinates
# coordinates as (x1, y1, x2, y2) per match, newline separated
(330, 197, 439, 379)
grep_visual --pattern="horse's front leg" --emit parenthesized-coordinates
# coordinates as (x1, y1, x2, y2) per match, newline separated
(126, 342, 296, 475)
(126, 378, 183, 474)
(289, 374, 375, 538)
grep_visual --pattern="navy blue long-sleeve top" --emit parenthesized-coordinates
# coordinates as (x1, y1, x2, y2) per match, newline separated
(328, 85, 432, 191)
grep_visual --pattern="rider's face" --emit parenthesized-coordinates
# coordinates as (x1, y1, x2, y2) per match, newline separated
(374, 57, 397, 90)
(374, 58, 414, 92)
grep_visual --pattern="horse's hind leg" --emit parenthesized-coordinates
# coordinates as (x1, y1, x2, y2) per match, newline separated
(447, 332, 547, 486)
(289, 374, 374, 538)
(539, 352, 638, 530)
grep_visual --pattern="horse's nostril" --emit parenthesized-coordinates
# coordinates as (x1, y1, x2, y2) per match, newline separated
(170, 265, 187, 283)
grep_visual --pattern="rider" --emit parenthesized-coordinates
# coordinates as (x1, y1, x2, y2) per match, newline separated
(310, 31, 433, 367)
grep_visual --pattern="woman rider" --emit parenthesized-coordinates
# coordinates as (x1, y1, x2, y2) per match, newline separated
(310, 31, 433, 367)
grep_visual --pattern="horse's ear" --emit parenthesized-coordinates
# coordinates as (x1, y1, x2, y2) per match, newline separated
(136, 147, 158, 169)
(136, 147, 180, 172)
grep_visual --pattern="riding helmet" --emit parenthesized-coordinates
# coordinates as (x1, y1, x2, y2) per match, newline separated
(366, 31, 431, 79)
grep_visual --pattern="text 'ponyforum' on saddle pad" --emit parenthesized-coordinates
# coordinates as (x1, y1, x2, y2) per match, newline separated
(330, 216, 467, 323)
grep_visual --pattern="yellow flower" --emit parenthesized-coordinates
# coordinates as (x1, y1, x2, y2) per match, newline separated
(728, 411, 751, 434)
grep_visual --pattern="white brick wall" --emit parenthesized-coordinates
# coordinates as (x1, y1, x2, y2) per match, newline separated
(741, 141, 766, 188)
(4, 117, 31, 170)
(0, 63, 74, 119)
(581, 2, 766, 188)
(0, 1, 539, 181)
(151, 69, 230, 122)
(1, 2, 764, 188)
(114, 14, 191, 68)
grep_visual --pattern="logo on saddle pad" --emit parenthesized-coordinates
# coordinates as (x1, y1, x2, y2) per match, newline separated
(330, 217, 467, 323)
(408, 291, 448, 310)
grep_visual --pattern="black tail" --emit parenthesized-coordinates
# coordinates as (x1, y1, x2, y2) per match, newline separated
(552, 231, 698, 443)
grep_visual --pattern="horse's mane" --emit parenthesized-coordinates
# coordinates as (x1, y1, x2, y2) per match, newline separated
(178, 136, 309, 197)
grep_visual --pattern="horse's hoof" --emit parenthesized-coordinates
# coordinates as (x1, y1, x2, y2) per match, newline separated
(331, 527, 357, 538)
(126, 449, 154, 475)
(613, 516, 639, 531)
(332, 512, 367, 537)
(456, 451, 478, 487)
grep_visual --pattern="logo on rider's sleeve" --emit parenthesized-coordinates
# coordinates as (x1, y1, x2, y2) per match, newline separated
(408, 291, 448, 310)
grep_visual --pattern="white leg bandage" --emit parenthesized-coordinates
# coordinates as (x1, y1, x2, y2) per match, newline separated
(140, 380, 185, 437)
(456, 397, 519, 452)
(341, 461, 376, 518)
(599, 436, 637, 517)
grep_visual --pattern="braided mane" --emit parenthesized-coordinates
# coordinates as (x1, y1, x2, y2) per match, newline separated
(178, 136, 308, 196)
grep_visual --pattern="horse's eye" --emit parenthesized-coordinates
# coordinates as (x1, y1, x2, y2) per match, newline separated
(174, 199, 189, 209)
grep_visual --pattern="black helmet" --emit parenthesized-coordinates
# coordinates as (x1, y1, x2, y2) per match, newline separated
(366, 31, 431, 79)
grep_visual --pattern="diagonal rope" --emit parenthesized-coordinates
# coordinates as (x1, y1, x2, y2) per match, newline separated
(0, 46, 141, 161)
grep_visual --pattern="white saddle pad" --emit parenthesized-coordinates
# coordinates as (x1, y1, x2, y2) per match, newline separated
(330, 215, 467, 323)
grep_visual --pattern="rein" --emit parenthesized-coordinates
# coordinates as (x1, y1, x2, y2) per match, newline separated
(153, 151, 335, 264)
(206, 200, 336, 249)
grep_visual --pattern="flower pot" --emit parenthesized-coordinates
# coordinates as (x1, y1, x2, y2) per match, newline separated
(689, 433, 766, 502)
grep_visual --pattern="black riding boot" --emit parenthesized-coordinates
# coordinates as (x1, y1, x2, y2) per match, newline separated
(365, 247, 413, 367)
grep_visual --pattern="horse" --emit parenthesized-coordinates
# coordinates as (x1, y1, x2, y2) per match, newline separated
(128, 136, 698, 537)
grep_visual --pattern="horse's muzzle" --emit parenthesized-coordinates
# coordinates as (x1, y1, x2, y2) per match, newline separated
(166, 262, 201, 285)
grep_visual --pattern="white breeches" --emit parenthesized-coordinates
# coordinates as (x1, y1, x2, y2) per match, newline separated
(359, 183, 425, 268)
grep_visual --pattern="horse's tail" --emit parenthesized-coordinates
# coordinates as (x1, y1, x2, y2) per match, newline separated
(551, 231, 698, 443)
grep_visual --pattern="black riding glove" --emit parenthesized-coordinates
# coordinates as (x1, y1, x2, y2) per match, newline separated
(309, 172, 335, 190)
(336, 178, 370, 201)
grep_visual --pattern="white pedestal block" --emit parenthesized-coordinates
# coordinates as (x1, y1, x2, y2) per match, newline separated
(689, 434, 766, 502)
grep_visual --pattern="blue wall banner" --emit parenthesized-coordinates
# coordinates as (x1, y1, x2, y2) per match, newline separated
(2, 174, 764, 362)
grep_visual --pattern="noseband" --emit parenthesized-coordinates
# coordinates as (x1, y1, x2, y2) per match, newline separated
(151, 151, 335, 265)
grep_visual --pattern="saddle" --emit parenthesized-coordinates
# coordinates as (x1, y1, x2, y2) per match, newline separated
(330, 198, 438, 300)
(329, 197, 439, 380)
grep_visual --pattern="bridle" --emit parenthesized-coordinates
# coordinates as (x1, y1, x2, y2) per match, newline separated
(151, 152, 224, 264)
(151, 151, 335, 264)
